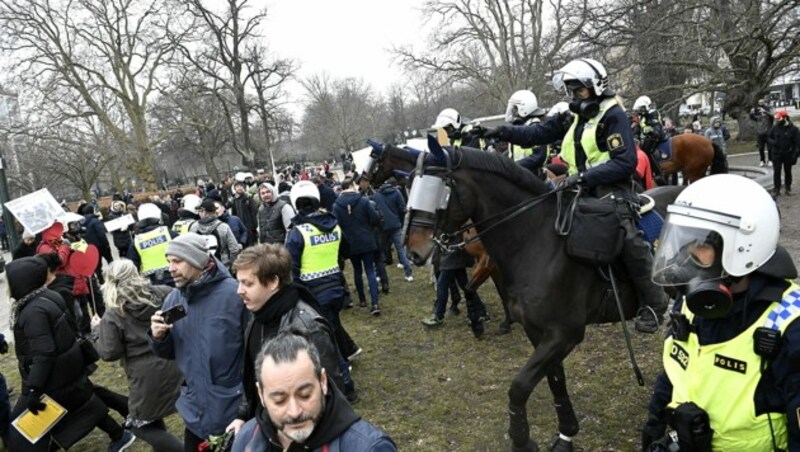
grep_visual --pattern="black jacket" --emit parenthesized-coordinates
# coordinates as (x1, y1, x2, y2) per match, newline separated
(82, 213, 113, 264)
(8, 258, 89, 408)
(236, 284, 344, 421)
(768, 122, 800, 157)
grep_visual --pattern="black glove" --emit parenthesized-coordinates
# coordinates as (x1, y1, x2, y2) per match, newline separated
(560, 172, 585, 188)
(0, 334, 7, 354)
(26, 389, 46, 415)
(481, 126, 510, 141)
(641, 414, 667, 451)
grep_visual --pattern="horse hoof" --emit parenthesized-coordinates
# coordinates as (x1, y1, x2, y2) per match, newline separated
(470, 320, 485, 339)
(549, 435, 574, 452)
(511, 439, 539, 452)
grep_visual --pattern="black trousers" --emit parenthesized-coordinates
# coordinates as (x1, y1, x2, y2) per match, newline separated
(757, 133, 772, 162)
(773, 153, 794, 192)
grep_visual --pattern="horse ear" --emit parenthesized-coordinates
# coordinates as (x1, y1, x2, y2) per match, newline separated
(366, 139, 384, 156)
(428, 134, 446, 164)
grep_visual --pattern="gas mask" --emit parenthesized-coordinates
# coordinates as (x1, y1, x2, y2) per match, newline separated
(684, 276, 734, 319)
(569, 98, 600, 118)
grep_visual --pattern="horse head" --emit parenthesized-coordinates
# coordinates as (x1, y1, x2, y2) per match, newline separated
(361, 139, 420, 188)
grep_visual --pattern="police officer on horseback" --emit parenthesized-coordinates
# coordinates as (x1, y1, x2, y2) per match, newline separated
(433, 108, 485, 149)
(644, 174, 800, 451)
(503, 90, 548, 173)
(480, 57, 668, 333)
(633, 95, 666, 146)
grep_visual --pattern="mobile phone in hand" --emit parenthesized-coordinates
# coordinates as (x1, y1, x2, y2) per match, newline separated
(162, 305, 187, 325)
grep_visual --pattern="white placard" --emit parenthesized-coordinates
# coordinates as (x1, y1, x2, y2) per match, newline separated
(3, 189, 64, 234)
(104, 214, 135, 232)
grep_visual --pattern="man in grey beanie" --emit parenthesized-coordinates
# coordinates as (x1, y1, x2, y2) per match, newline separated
(148, 232, 248, 450)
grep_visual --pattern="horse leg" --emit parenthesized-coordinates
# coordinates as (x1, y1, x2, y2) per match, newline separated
(490, 269, 514, 334)
(546, 364, 578, 452)
(509, 328, 582, 452)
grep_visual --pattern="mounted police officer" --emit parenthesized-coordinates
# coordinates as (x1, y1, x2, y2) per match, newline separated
(643, 174, 800, 451)
(128, 203, 176, 286)
(633, 95, 665, 145)
(432, 108, 485, 149)
(481, 57, 667, 333)
(503, 90, 549, 174)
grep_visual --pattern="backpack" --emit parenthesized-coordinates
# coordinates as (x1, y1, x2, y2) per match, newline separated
(196, 222, 224, 260)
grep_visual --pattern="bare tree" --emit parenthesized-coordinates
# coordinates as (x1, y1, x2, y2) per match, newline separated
(300, 74, 385, 157)
(394, 0, 588, 110)
(581, 0, 800, 139)
(181, 0, 295, 169)
(0, 0, 193, 189)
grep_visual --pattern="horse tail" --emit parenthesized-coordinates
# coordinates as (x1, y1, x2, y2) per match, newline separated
(710, 142, 729, 174)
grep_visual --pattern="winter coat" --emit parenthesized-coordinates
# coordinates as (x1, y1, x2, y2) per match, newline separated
(105, 208, 133, 253)
(286, 210, 345, 302)
(750, 107, 773, 136)
(8, 258, 90, 410)
(332, 191, 380, 255)
(82, 213, 113, 263)
(148, 260, 248, 439)
(232, 377, 396, 452)
(189, 216, 240, 267)
(768, 122, 800, 157)
(230, 193, 259, 231)
(93, 285, 181, 423)
(372, 184, 405, 231)
(704, 124, 730, 153)
(236, 284, 344, 422)
(220, 212, 249, 246)
(257, 184, 295, 244)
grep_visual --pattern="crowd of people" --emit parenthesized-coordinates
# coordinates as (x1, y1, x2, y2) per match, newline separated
(1, 54, 799, 451)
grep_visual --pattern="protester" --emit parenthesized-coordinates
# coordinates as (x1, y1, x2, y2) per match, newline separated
(189, 198, 240, 268)
(94, 259, 183, 452)
(231, 332, 396, 451)
(12, 229, 38, 260)
(216, 200, 249, 248)
(229, 180, 259, 246)
(768, 110, 800, 196)
(148, 233, 248, 451)
(371, 178, 414, 281)
(257, 183, 295, 245)
(7, 257, 135, 452)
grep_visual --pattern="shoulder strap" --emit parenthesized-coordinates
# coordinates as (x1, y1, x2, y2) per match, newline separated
(38, 291, 80, 334)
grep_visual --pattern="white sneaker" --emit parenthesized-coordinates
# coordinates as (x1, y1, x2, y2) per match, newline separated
(404, 275, 414, 282)
(768, 161, 773, 167)
(759, 161, 765, 167)
(396, 263, 404, 269)
(347, 348, 363, 362)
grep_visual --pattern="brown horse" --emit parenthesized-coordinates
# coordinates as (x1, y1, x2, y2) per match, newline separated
(641, 133, 728, 183)
(361, 141, 514, 333)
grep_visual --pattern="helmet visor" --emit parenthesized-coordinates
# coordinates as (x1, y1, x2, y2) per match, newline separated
(552, 71, 590, 96)
(505, 103, 520, 124)
(652, 223, 726, 286)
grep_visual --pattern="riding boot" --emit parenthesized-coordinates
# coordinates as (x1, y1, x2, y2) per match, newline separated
(620, 219, 668, 334)
(464, 289, 487, 338)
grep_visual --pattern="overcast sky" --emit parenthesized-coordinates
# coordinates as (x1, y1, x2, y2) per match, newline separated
(263, 0, 428, 114)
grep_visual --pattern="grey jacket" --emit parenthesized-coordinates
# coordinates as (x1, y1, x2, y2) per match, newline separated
(189, 216, 240, 267)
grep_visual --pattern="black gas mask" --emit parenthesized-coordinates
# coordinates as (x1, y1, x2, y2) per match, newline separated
(569, 98, 600, 118)
(684, 276, 734, 319)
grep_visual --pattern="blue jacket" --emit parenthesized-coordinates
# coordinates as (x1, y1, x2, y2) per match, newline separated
(332, 191, 380, 255)
(286, 210, 345, 304)
(220, 212, 249, 246)
(232, 380, 396, 452)
(318, 182, 337, 212)
(147, 260, 249, 439)
(371, 184, 405, 232)
(502, 105, 637, 188)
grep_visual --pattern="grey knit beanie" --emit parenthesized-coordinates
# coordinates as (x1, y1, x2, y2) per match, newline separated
(166, 233, 210, 269)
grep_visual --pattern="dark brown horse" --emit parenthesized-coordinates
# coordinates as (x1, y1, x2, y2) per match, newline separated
(361, 141, 514, 332)
(641, 133, 728, 183)
(402, 142, 682, 451)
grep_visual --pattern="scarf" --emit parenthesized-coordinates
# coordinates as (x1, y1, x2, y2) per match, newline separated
(10, 285, 47, 329)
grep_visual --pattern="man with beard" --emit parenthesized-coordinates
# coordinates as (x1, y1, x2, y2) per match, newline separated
(231, 332, 395, 451)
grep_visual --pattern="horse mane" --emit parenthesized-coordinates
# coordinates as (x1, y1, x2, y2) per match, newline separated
(455, 147, 549, 195)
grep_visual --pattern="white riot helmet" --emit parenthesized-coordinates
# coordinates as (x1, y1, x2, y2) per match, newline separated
(290, 180, 320, 211)
(505, 90, 546, 124)
(181, 194, 201, 213)
(633, 96, 653, 113)
(137, 203, 162, 222)
(652, 174, 779, 287)
(547, 101, 571, 117)
(551, 58, 610, 97)
(431, 108, 462, 130)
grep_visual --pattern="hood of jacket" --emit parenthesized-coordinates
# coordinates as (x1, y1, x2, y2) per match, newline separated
(334, 191, 363, 209)
(7, 257, 49, 300)
(256, 378, 360, 449)
(260, 183, 279, 203)
(292, 210, 338, 233)
(125, 284, 173, 321)
(41, 222, 64, 242)
(180, 258, 233, 300)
